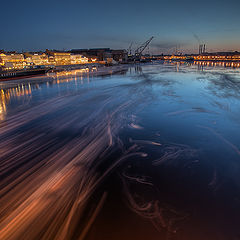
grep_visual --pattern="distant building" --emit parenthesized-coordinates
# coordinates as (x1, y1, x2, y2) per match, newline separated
(70, 54, 88, 64)
(0, 53, 26, 69)
(194, 51, 240, 61)
(0, 53, 5, 66)
(71, 48, 127, 63)
(111, 49, 128, 62)
(71, 48, 110, 61)
(46, 50, 71, 65)
(24, 52, 49, 66)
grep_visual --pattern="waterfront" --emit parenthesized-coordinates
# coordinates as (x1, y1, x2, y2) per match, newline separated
(1, 62, 240, 240)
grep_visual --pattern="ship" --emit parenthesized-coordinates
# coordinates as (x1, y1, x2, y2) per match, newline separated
(0, 68, 47, 81)
(185, 56, 194, 62)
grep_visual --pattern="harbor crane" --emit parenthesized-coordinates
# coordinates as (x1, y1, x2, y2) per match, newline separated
(127, 36, 154, 62)
(127, 42, 133, 56)
(134, 36, 154, 59)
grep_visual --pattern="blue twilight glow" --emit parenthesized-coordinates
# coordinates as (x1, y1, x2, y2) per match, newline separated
(1, 0, 240, 53)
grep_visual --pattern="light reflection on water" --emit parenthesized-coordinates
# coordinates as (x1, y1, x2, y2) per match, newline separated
(1, 63, 240, 240)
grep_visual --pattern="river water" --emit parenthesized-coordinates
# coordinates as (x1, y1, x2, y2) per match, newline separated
(1, 62, 240, 240)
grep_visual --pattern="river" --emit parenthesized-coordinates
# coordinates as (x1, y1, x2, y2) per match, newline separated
(1, 62, 240, 240)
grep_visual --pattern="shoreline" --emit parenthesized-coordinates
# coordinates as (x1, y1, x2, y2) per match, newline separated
(0, 64, 131, 90)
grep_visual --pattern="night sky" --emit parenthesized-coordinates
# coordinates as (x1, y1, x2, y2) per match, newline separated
(1, 0, 240, 54)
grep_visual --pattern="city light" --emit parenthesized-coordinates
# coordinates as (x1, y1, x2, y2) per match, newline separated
(0, 51, 90, 71)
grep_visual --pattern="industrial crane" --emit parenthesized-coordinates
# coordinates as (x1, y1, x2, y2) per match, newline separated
(127, 42, 133, 56)
(134, 36, 154, 60)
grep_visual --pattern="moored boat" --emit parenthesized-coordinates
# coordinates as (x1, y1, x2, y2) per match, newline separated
(0, 68, 47, 80)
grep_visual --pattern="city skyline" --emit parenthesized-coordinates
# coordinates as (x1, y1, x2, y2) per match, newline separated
(1, 0, 240, 54)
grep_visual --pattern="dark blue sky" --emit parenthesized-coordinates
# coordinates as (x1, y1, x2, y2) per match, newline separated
(1, 0, 240, 53)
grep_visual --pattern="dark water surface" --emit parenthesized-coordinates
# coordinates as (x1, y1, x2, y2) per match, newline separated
(1, 63, 240, 240)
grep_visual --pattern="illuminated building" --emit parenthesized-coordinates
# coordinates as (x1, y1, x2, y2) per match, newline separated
(0, 50, 90, 71)
(159, 51, 240, 62)
(70, 54, 88, 64)
(0, 53, 26, 69)
(0, 54, 4, 67)
(46, 50, 71, 65)
(193, 51, 240, 61)
(24, 53, 49, 66)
